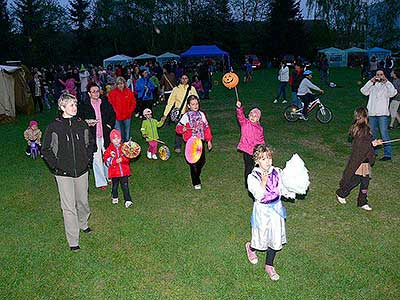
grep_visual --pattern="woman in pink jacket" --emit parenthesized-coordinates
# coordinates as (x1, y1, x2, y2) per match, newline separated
(236, 99, 265, 188)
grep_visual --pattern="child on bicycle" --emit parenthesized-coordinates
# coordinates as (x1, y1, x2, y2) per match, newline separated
(24, 120, 42, 156)
(297, 70, 324, 120)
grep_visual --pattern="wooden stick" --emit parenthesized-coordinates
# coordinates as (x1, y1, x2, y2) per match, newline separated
(234, 86, 239, 101)
(154, 139, 165, 144)
(381, 138, 400, 144)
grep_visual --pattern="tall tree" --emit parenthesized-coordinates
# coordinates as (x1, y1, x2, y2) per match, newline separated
(0, 0, 12, 62)
(68, 0, 90, 32)
(265, 0, 306, 57)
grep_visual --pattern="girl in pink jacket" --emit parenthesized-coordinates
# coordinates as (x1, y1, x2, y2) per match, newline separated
(236, 100, 265, 188)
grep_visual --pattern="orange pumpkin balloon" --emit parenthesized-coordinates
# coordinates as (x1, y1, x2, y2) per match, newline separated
(222, 72, 239, 89)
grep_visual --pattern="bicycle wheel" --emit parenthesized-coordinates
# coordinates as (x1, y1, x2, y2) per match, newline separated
(316, 106, 333, 124)
(283, 105, 300, 122)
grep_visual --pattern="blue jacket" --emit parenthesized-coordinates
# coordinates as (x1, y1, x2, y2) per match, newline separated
(135, 77, 155, 101)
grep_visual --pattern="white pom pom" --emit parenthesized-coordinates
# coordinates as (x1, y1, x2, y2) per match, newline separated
(281, 153, 310, 195)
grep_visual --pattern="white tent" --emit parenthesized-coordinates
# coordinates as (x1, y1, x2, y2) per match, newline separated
(103, 54, 134, 68)
(156, 52, 180, 65)
(318, 47, 347, 67)
(133, 53, 157, 60)
(0, 66, 21, 117)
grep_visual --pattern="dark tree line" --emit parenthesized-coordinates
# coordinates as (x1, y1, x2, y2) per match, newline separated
(1, 0, 396, 67)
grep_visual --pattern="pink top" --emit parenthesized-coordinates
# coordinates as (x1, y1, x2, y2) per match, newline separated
(192, 80, 204, 92)
(236, 107, 265, 155)
(91, 99, 103, 138)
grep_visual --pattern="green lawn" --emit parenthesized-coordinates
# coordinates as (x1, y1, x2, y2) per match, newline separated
(1, 68, 399, 299)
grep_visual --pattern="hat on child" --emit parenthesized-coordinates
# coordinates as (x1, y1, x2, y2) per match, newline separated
(143, 108, 152, 116)
(29, 120, 38, 128)
(249, 108, 261, 121)
(79, 64, 86, 72)
(110, 129, 122, 140)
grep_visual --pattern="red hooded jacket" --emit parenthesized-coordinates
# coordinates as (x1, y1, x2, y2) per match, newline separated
(103, 143, 131, 178)
(108, 88, 136, 121)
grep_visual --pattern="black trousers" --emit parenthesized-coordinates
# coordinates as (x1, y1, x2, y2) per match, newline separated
(336, 175, 369, 207)
(33, 96, 43, 112)
(243, 152, 254, 188)
(299, 93, 315, 117)
(188, 144, 206, 186)
(111, 176, 132, 202)
(250, 246, 277, 266)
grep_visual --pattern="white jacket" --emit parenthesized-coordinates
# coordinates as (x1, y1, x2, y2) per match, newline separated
(278, 66, 289, 82)
(360, 80, 398, 116)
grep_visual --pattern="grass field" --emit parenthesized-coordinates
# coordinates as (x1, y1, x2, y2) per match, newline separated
(1, 68, 399, 300)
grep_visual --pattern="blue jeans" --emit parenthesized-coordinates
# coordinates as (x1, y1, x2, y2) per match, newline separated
(115, 118, 131, 142)
(276, 82, 287, 100)
(369, 116, 392, 157)
(291, 92, 301, 107)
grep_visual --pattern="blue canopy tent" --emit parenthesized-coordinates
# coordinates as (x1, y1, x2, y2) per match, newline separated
(367, 47, 391, 61)
(103, 54, 134, 68)
(180, 45, 230, 70)
(133, 53, 157, 61)
(156, 52, 180, 65)
(344, 47, 367, 67)
(318, 47, 347, 67)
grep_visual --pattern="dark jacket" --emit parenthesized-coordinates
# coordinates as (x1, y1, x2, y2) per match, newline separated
(42, 116, 95, 178)
(289, 69, 304, 92)
(78, 98, 116, 148)
(339, 132, 375, 188)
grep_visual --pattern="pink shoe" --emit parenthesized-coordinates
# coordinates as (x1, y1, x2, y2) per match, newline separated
(265, 265, 280, 281)
(245, 242, 258, 264)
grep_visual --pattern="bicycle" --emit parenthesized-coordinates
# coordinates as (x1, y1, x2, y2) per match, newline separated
(283, 96, 333, 124)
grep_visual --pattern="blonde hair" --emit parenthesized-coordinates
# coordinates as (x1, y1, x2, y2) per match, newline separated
(114, 76, 127, 89)
(349, 107, 371, 138)
(253, 144, 273, 164)
(58, 93, 77, 110)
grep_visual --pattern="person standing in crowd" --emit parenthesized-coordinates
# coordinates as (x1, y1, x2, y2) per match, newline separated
(79, 82, 116, 190)
(79, 65, 90, 103)
(42, 93, 95, 251)
(29, 73, 44, 113)
(273, 61, 289, 104)
(360, 69, 398, 161)
(160, 75, 198, 153)
(108, 77, 136, 142)
(318, 54, 329, 86)
(385, 55, 395, 80)
(369, 56, 378, 77)
(289, 63, 304, 108)
(159, 64, 176, 103)
(389, 70, 400, 129)
(135, 69, 155, 118)
(198, 61, 211, 99)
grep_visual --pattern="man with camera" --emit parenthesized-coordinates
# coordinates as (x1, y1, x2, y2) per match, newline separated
(360, 70, 398, 161)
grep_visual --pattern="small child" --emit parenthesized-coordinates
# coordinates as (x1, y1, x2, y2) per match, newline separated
(103, 129, 133, 208)
(140, 108, 163, 160)
(236, 100, 265, 188)
(24, 120, 42, 156)
(245, 144, 287, 281)
(192, 75, 204, 99)
(176, 95, 212, 190)
(336, 107, 382, 211)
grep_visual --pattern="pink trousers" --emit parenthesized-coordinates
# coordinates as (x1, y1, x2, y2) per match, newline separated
(148, 140, 158, 154)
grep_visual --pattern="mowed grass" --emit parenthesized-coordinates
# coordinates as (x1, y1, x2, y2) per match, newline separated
(0, 68, 399, 300)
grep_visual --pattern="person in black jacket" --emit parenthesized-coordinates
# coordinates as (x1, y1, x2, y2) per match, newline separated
(78, 82, 116, 190)
(42, 93, 95, 251)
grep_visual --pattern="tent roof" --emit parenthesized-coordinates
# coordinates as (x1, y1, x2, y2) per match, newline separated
(0, 65, 21, 73)
(345, 47, 367, 53)
(133, 53, 157, 60)
(318, 47, 345, 53)
(103, 54, 134, 62)
(180, 45, 229, 57)
(368, 47, 391, 53)
(157, 52, 180, 59)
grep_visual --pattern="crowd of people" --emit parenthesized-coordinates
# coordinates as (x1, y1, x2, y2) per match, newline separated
(20, 54, 399, 283)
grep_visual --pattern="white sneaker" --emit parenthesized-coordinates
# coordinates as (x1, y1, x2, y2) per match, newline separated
(273, 99, 278, 104)
(147, 151, 152, 159)
(152, 154, 157, 160)
(299, 115, 308, 121)
(282, 100, 287, 104)
(360, 204, 372, 211)
(112, 198, 119, 204)
(125, 201, 133, 208)
(336, 195, 346, 204)
(194, 184, 201, 190)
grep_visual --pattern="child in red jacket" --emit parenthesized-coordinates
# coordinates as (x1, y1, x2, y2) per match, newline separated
(103, 129, 133, 208)
(176, 95, 212, 190)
